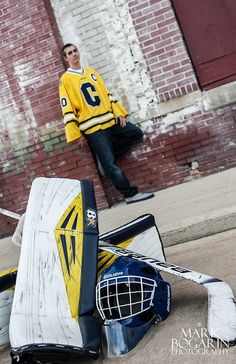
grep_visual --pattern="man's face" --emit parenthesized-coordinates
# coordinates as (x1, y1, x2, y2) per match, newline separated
(64, 46, 80, 67)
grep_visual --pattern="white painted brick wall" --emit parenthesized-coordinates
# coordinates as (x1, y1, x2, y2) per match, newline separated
(50, 0, 158, 123)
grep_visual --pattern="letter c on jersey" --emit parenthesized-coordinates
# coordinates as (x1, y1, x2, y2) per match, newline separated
(81, 82, 101, 107)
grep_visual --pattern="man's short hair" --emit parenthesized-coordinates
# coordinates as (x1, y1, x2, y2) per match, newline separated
(61, 43, 76, 57)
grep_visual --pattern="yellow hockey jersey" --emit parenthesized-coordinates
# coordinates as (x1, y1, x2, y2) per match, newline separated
(59, 67, 128, 143)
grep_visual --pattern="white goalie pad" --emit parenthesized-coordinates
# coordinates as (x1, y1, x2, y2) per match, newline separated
(0, 290, 14, 350)
(0, 269, 16, 351)
(98, 214, 166, 277)
(9, 177, 100, 361)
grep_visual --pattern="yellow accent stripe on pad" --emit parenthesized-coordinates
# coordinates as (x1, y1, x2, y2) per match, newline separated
(98, 238, 133, 276)
(54, 193, 83, 319)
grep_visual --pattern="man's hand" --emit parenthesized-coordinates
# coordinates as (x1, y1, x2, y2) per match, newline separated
(116, 115, 127, 128)
(78, 136, 87, 148)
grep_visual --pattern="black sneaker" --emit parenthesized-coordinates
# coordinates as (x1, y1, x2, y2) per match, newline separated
(125, 192, 154, 204)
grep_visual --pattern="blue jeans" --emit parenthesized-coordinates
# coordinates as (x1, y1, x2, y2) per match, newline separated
(85, 122, 143, 198)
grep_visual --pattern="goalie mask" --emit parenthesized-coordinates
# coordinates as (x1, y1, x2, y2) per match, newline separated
(96, 256, 171, 356)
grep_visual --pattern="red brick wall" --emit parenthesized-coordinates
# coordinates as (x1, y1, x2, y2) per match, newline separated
(128, 0, 199, 102)
(0, 0, 108, 238)
(104, 104, 236, 204)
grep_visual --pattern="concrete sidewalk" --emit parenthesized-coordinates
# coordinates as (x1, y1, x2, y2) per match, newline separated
(99, 167, 236, 246)
(0, 167, 235, 248)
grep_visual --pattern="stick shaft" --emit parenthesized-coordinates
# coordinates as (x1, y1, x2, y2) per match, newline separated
(0, 208, 21, 220)
(98, 242, 218, 285)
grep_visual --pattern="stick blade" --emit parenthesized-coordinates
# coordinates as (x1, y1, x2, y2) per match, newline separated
(204, 281, 236, 344)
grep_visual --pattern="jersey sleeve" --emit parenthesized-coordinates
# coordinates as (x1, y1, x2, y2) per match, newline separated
(93, 70, 128, 119)
(108, 94, 128, 119)
(59, 78, 82, 143)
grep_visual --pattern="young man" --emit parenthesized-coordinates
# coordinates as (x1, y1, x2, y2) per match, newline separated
(59, 43, 154, 204)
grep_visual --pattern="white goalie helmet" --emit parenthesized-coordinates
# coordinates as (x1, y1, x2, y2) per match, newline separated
(96, 274, 157, 322)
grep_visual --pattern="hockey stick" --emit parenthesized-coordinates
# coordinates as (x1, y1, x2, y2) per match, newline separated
(0, 208, 21, 221)
(99, 241, 236, 344)
(1, 207, 236, 343)
(0, 208, 23, 247)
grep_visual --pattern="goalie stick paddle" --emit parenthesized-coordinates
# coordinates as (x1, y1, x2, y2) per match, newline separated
(99, 242, 236, 345)
(1, 207, 236, 344)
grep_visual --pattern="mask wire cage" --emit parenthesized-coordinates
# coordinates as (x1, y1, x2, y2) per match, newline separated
(96, 275, 157, 321)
